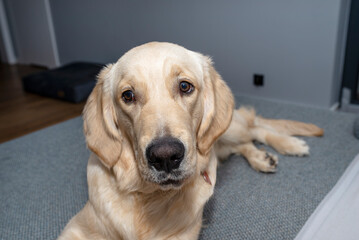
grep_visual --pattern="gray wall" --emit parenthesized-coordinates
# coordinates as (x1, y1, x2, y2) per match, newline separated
(50, 0, 349, 108)
(4, 0, 59, 67)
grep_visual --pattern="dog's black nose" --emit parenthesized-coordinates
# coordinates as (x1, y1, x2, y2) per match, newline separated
(146, 137, 185, 173)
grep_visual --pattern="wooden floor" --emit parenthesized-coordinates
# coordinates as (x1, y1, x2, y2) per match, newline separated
(0, 64, 86, 143)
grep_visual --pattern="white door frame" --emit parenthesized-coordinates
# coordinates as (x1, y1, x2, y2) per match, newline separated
(44, 0, 60, 67)
(0, 0, 16, 64)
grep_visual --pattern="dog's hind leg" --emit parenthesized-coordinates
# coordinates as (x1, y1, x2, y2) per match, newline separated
(251, 128, 310, 156)
(222, 107, 323, 156)
(251, 114, 323, 156)
(216, 107, 323, 171)
(215, 108, 278, 172)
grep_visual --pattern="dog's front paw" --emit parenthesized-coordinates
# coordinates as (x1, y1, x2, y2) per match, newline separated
(249, 150, 278, 173)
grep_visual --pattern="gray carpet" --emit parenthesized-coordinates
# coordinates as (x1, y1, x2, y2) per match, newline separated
(0, 95, 358, 240)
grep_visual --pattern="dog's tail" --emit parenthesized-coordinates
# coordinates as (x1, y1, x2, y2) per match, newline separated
(256, 115, 324, 137)
(236, 107, 324, 137)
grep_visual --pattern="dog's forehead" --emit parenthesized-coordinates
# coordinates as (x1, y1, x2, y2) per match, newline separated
(117, 42, 204, 82)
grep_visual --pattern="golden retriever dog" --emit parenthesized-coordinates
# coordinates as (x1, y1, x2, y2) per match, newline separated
(58, 42, 323, 240)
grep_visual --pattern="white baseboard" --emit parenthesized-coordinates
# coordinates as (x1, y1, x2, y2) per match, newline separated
(330, 102, 339, 111)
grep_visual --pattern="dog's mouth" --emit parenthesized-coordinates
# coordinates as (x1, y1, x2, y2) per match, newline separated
(156, 174, 192, 190)
(159, 178, 183, 186)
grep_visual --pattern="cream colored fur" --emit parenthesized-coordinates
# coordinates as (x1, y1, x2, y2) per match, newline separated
(58, 42, 323, 240)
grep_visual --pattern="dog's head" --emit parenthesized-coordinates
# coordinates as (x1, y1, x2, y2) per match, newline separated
(83, 42, 234, 191)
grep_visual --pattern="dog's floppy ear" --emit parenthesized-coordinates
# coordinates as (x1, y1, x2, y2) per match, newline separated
(197, 57, 234, 155)
(83, 64, 122, 168)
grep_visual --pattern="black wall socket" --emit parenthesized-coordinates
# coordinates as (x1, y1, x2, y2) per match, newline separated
(254, 74, 264, 86)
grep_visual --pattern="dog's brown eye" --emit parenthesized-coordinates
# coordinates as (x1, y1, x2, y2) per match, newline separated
(122, 90, 135, 103)
(179, 81, 194, 94)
